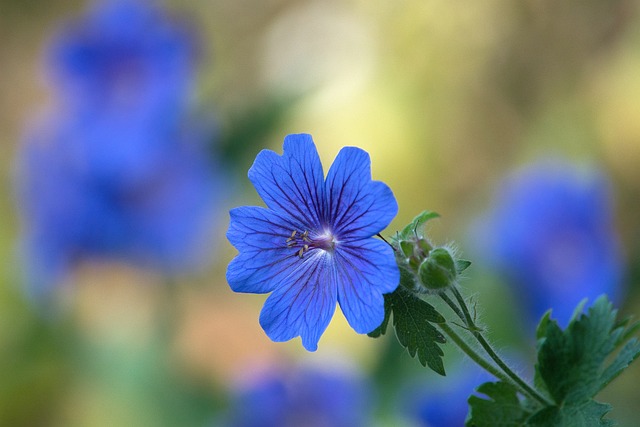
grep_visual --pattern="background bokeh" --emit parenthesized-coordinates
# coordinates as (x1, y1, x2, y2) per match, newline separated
(1, 0, 640, 426)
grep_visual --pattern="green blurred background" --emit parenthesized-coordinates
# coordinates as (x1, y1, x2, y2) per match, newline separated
(1, 0, 640, 425)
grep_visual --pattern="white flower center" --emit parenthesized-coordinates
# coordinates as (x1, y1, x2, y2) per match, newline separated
(285, 229, 337, 258)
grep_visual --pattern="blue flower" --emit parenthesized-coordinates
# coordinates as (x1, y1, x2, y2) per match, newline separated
(475, 160, 623, 326)
(226, 134, 399, 351)
(47, 0, 195, 123)
(403, 363, 492, 427)
(223, 362, 373, 427)
(16, 0, 221, 298)
(44, 0, 197, 186)
(17, 116, 220, 297)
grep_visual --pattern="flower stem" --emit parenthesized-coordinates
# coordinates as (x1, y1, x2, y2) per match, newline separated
(448, 286, 551, 406)
(439, 292, 466, 324)
(438, 322, 513, 386)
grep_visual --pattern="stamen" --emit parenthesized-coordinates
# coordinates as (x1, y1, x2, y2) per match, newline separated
(285, 229, 336, 258)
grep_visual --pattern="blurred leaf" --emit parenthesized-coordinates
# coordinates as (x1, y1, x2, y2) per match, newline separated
(218, 94, 300, 169)
(0, 293, 71, 426)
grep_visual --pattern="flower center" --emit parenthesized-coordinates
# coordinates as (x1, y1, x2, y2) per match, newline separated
(285, 229, 337, 258)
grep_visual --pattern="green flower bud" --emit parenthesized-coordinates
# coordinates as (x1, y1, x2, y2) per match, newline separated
(418, 247, 457, 290)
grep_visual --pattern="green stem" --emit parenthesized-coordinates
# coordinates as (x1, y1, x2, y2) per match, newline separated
(439, 292, 466, 324)
(438, 323, 515, 387)
(449, 287, 551, 406)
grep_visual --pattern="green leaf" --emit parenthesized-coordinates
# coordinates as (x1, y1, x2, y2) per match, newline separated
(613, 316, 640, 347)
(467, 297, 640, 427)
(398, 211, 440, 240)
(536, 296, 628, 404)
(397, 264, 417, 291)
(535, 311, 552, 341)
(532, 295, 640, 425)
(219, 94, 299, 166)
(526, 401, 614, 427)
(367, 287, 446, 375)
(598, 337, 640, 391)
(467, 382, 615, 427)
(466, 381, 532, 427)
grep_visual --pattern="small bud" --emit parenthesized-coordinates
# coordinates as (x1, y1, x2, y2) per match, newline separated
(418, 247, 457, 290)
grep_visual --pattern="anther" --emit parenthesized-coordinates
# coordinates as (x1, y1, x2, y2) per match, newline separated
(298, 248, 305, 258)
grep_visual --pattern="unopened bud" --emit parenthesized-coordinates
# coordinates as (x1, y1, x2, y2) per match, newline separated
(418, 247, 457, 290)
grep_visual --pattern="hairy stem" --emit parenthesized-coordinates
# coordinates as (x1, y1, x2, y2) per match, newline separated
(449, 286, 551, 406)
(439, 292, 466, 324)
(438, 323, 514, 387)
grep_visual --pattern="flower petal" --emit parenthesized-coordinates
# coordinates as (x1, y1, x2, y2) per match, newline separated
(325, 147, 397, 240)
(259, 251, 338, 351)
(248, 134, 325, 230)
(226, 206, 302, 294)
(335, 238, 399, 334)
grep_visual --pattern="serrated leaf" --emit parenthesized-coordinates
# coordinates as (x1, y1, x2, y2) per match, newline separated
(398, 264, 417, 291)
(614, 317, 640, 347)
(569, 298, 588, 324)
(535, 311, 552, 341)
(526, 400, 614, 427)
(398, 211, 440, 240)
(532, 296, 640, 426)
(368, 287, 446, 375)
(466, 381, 531, 427)
(535, 296, 637, 404)
(598, 337, 640, 391)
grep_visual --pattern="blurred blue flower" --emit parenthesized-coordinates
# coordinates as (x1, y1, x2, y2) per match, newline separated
(45, 0, 198, 186)
(223, 363, 373, 427)
(17, 0, 221, 297)
(403, 364, 492, 427)
(48, 0, 195, 120)
(476, 160, 623, 326)
(226, 134, 399, 351)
